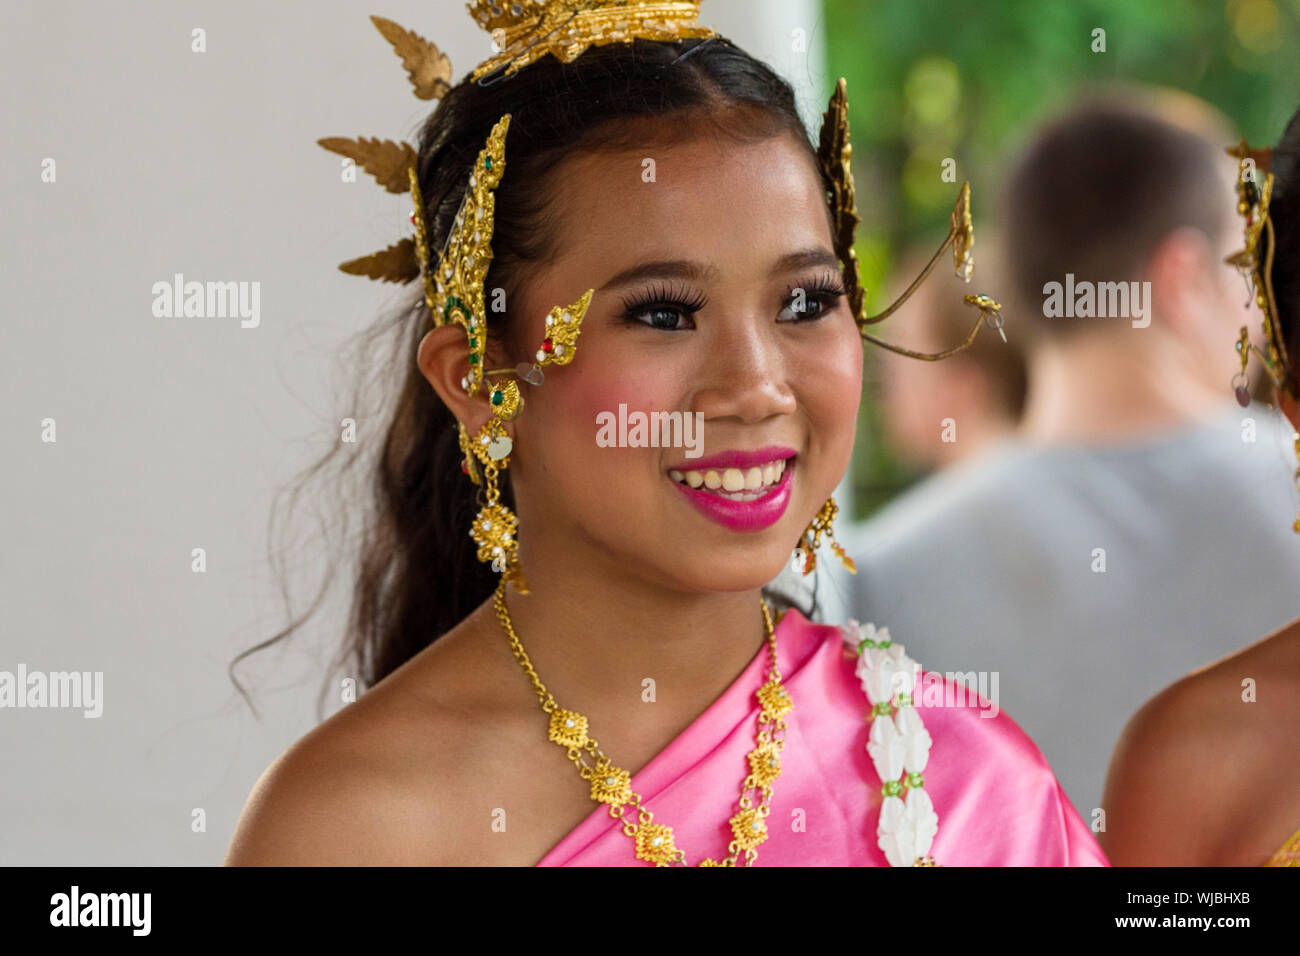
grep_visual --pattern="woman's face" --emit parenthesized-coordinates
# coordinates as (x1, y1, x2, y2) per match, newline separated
(503, 126, 863, 593)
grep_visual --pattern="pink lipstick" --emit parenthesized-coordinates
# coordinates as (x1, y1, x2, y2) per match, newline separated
(668, 447, 797, 532)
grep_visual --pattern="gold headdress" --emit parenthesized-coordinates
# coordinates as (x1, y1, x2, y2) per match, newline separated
(468, 0, 715, 83)
(817, 77, 1007, 360)
(1227, 139, 1295, 403)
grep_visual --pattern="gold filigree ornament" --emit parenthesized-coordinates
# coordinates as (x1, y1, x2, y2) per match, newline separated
(1226, 140, 1294, 405)
(1224, 140, 1300, 533)
(817, 77, 1007, 360)
(495, 580, 789, 866)
(467, 0, 717, 85)
(320, 13, 603, 593)
(317, 16, 594, 396)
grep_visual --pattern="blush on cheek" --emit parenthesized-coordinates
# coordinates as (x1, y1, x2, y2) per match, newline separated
(555, 372, 685, 454)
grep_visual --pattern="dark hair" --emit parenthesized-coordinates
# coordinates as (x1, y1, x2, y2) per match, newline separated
(1267, 105, 1300, 371)
(230, 36, 823, 714)
(1001, 89, 1233, 339)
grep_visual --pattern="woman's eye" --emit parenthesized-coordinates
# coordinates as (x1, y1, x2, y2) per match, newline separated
(777, 291, 840, 322)
(623, 306, 696, 331)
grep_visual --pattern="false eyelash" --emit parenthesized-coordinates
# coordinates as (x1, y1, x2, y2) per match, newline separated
(619, 280, 710, 315)
(786, 270, 848, 301)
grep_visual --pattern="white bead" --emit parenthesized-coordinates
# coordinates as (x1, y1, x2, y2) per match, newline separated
(536, 349, 546, 362)
(565, 719, 575, 728)
(652, 836, 663, 846)
(562, 311, 571, 322)
(554, 344, 564, 356)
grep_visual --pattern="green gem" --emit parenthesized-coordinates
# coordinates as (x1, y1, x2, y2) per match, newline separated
(469, 337, 478, 348)
(468, 354, 479, 364)
(491, 390, 503, 406)
(882, 780, 902, 798)
(906, 772, 925, 788)
(484, 156, 493, 170)
(857, 638, 876, 653)
(873, 701, 893, 716)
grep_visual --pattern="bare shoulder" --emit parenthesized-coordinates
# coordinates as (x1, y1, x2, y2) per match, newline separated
(225, 606, 525, 866)
(1101, 620, 1300, 864)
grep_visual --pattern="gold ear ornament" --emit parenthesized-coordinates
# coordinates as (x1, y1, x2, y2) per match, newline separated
(1226, 139, 1294, 406)
(817, 77, 1007, 361)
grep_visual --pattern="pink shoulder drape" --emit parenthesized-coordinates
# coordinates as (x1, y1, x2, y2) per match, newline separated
(537, 608, 1109, 866)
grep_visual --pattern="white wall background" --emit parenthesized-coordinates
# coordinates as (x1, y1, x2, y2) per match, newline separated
(1, 0, 830, 864)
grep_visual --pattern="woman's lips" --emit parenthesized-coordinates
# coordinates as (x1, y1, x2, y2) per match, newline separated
(668, 455, 796, 532)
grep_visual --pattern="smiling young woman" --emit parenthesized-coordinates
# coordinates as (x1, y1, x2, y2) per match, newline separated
(223, 2, 1104, 868)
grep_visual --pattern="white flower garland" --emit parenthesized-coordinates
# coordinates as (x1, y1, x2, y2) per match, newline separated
(841, 620, 939, 867)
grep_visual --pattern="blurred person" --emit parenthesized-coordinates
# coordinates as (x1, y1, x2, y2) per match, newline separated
(876, 237, 1026, 470)
(831, 87, 1300, 827)
(1103, 104, 1300, 866)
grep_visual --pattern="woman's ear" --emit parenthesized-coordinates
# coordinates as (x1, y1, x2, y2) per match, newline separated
(417, 324, 501, 438)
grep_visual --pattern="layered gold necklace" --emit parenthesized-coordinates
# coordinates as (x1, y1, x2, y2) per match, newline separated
(493, 579, 792, 866)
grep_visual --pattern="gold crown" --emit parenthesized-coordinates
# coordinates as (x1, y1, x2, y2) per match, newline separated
(467, 1, 715, 81)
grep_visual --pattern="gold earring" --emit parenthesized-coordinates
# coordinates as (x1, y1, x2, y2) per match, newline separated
(1292, 433, 1300, 534)
(464, 411, 527, 592)
(461, 378, 529, 591)
(797, 497, 857, 576)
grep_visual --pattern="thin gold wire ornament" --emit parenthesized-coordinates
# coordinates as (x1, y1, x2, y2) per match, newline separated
(817, 78, 1007, 362)
(1226, 139, 1295, 404)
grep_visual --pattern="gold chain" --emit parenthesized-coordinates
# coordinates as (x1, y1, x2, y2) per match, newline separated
(493, 578, 792, 866)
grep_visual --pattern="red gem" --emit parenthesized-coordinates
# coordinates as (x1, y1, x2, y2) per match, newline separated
(460, 461, 469, 474)
(541, 339, 554, 353)
(409, 210, 417, 224)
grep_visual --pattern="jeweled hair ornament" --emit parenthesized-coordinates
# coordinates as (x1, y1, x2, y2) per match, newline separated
(817, 77, 1008, 360)
(1226, 139, 1295, 404)
(469, 0, 716, 85)
(317, 15, 593, 398)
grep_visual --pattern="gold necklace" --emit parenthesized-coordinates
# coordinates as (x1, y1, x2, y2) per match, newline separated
(493, 579, 792, 866)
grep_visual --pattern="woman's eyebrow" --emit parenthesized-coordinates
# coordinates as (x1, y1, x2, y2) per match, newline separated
(597, 247, 839, 292)
(599, 258, 719, 291)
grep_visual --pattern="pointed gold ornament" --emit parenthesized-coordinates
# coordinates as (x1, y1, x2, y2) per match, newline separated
(817, 77, 1006, 360)
(370, 15, 453, 100)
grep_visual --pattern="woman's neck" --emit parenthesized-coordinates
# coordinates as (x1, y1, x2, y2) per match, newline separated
(481, 541, 773, 741)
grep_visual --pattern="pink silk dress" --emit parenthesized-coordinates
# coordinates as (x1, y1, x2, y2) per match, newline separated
(538, 607, 1109, 866)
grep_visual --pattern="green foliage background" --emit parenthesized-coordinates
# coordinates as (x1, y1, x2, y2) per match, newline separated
(824, 0, 1300, 518)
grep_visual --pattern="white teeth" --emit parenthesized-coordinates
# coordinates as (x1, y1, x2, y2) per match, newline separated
(668, 457, 793, 497)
